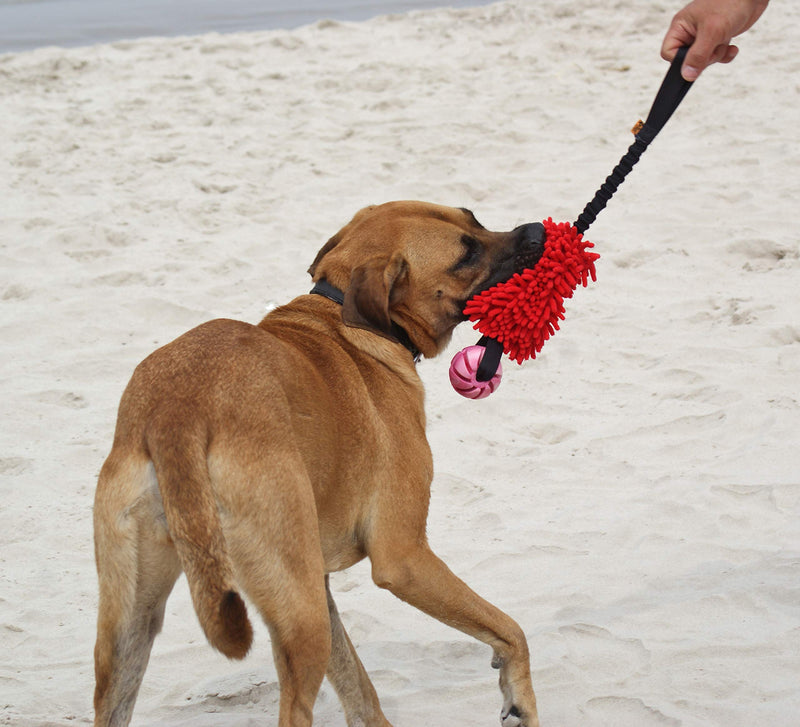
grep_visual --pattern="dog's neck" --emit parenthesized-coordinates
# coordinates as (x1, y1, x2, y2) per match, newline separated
(310, 280, 421, 363)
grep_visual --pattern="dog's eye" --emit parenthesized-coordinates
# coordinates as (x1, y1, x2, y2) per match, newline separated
(456, 235, 482, 268)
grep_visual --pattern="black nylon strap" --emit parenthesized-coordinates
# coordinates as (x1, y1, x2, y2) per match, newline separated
(476, 335, 504, 381)
(643, 45, 694, 133)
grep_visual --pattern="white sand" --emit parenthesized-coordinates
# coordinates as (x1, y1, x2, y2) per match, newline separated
(1, 2, 798, 725)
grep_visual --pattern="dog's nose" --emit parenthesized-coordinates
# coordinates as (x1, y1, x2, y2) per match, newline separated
(514, 222, 545, 248)
(512, 222, 545, 271)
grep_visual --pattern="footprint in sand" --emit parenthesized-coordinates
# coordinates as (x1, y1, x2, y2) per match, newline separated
(726, 237, 799, 272)
(0, 457, 33, 476)
(584, 695, 680, 725)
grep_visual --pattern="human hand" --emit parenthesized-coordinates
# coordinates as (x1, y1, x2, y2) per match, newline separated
(661, 0, 769, 81)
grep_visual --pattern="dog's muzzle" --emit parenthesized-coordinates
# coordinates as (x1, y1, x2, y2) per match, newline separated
(467, 222, 546, 304)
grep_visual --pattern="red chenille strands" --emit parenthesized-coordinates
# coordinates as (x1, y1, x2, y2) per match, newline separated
(464, 218, 599, 364)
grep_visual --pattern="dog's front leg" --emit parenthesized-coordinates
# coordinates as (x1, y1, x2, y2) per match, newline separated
(369, 540, 539, 727)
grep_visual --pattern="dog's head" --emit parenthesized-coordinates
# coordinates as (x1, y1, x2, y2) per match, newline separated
(308, 201, 543, 359)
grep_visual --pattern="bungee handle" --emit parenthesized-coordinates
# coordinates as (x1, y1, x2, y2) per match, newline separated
(472, 46, 694, 385)
(575, 45, 694, 234)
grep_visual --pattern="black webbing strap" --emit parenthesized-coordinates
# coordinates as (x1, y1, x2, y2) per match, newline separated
(475, 47, 694, 382)
(476, 335, 503, 381)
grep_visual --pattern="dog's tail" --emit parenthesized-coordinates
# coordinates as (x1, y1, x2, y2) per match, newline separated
(146, 419, 253, 660)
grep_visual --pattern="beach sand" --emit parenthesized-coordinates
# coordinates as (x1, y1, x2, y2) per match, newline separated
(1, 1, 798, 725)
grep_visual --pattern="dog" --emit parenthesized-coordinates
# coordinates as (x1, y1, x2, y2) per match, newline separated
(93, 201, 543, 727)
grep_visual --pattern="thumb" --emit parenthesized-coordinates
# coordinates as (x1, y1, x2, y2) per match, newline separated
(680, 57, 703, 82)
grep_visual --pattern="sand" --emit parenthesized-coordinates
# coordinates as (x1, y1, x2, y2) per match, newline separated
(1, 1, 798, 725)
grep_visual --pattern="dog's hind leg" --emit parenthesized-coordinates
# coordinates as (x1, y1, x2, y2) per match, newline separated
(93, 454, 182, 727)
(220, 455, 331, 727)
(325, 576, 392, 727)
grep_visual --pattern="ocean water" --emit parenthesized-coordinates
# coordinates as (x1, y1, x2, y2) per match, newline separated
(0, 0, 491, 53)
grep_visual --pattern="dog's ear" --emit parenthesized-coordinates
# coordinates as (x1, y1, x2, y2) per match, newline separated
(308, 231, 342, 279)
(342, 253, 408, 338)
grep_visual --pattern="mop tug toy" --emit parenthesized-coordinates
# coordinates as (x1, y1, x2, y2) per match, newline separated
(448, 47, 696, 399)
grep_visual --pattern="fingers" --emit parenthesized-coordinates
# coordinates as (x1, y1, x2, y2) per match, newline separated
(720, 45, 740, 64)
(680, 10, 738, 79)
(661, 21, 716, 81)
(661, 0, 769, 81)
(661, 19, 695, 62)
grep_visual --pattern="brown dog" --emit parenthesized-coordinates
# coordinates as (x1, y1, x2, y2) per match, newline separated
(93, 201, 543, 727)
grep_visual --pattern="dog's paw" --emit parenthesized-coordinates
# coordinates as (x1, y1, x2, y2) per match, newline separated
(501, 705, 523, 727)
(501, 702, 539, 727)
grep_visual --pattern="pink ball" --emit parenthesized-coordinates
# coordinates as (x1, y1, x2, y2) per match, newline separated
(448, 345, 502, 399)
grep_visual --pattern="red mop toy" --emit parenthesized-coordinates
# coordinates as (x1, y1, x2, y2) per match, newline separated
(449, 47, 694, 399)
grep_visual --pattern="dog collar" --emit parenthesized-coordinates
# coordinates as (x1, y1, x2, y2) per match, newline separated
(310, 280, 421, 363)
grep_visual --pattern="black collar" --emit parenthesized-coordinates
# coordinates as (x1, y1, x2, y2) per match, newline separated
(310, 280, 421, 363)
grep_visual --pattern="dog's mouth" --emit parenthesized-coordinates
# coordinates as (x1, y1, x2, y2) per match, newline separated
(461, 222, 546, 311)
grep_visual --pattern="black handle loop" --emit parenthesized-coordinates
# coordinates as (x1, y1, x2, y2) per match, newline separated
(473, 47, 694, 379)
(643, 45, 694, 133)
